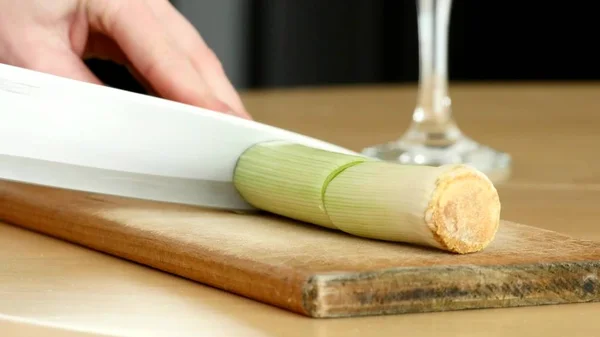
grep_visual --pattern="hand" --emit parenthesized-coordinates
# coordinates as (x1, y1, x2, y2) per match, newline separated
(0, 0, 251, 119)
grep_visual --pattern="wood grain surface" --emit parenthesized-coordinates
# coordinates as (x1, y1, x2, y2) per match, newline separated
(2, 82, 600, 335)
(1, 179, 599, 318)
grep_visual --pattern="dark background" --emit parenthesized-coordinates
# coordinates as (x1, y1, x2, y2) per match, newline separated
(89, 0, 599, 93)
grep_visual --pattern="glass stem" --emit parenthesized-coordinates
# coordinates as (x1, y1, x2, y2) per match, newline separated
(407, 0, 459, 146)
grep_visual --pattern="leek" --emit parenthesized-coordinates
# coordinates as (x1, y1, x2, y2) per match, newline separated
(233, 141, 500, 254)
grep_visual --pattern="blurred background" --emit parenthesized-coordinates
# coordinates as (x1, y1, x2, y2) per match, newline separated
(88, 0, 600, 92)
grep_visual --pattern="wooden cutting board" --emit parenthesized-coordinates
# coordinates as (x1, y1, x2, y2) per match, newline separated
(1, 179, 599, 318)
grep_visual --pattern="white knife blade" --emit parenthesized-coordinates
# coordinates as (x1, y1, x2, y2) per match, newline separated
(0, 63, 360, 211)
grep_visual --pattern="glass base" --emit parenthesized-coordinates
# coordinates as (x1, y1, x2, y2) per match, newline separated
(361, 135, 512, 184)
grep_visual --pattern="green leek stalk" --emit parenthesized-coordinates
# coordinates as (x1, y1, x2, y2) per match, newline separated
(233, 141, 501, 254)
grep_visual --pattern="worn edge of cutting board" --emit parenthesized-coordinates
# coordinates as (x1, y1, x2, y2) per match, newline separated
(0, 180, 599, 318)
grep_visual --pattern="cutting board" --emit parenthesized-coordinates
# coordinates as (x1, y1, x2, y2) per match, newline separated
(1, 179, 599, 318)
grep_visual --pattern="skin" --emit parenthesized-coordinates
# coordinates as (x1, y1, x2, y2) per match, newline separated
(0, 0, 251, 119)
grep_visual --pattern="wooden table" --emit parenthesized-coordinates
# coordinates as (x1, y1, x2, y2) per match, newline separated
(2, 82, 600, 336)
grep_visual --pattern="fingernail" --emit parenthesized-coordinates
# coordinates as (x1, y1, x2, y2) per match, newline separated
(222, 107, 249, 119)
(204, 97, 251, 119)
(230, 109, 252, 120)
(208, 99, 234, 114)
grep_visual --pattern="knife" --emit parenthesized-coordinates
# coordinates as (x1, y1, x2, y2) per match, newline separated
(0, 63, 360, 211)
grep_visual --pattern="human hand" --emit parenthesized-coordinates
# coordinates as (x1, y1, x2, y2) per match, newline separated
(0, 0, 251, 119)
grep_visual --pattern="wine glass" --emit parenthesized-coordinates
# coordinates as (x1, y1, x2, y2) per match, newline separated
(361, 0, 511, 183)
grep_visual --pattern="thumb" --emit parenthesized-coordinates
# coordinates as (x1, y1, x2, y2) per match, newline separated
(20, 47, 103, 86)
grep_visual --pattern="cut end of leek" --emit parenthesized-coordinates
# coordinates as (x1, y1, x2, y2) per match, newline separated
(233, 141, 501, 254)
(425, 165, 501, 254)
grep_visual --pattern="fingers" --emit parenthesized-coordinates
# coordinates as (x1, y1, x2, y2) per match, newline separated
(83, 32, 128, 64)
(84, 0, 245, 118)
(145, 0, 251, 119)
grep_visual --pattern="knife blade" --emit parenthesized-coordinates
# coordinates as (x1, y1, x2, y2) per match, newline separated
(0, 63, 359, 211)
